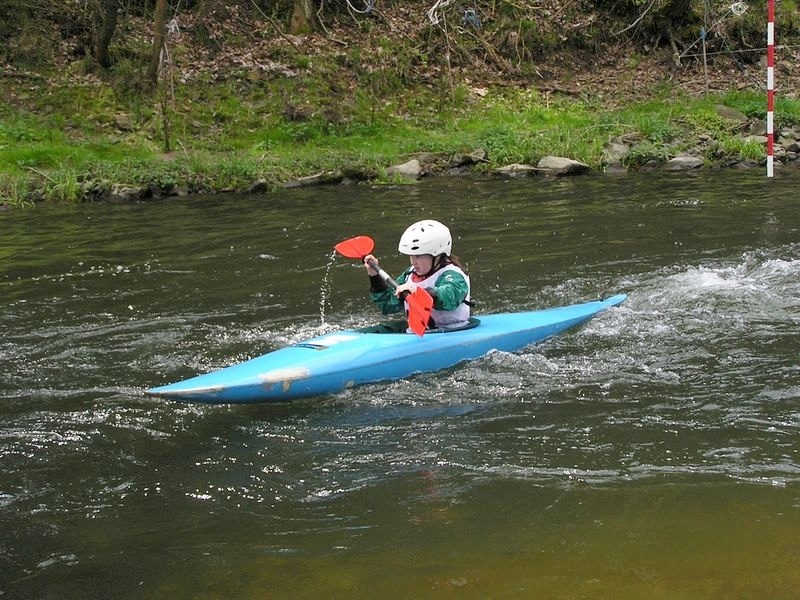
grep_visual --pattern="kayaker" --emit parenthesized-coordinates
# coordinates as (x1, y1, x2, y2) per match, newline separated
(364, 219, 471, 330)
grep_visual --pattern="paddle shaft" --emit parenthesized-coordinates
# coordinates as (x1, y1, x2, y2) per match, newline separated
(366, 257, 405, 297)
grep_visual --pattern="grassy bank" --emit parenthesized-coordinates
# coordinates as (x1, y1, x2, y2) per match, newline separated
(4, 77, 799, 207)
(2, 2, 800, 206)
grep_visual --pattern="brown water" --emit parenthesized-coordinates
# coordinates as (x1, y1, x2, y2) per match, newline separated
(2, 170, 799, 598)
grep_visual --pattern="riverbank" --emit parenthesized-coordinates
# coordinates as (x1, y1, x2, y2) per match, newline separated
(2, 4, 800, 206)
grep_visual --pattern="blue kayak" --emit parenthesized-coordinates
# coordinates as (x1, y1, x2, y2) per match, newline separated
(147, 294, 626, 403)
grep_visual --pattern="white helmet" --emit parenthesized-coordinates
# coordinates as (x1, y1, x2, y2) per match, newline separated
(398, 220, 452, 256)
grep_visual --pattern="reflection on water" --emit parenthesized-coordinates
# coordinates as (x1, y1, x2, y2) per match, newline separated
(1, 170, 799, 598)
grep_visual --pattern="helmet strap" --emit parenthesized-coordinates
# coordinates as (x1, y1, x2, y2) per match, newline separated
(415, 254, 449, 279)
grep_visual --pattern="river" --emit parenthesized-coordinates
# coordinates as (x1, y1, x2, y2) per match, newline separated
(2, 170, 799, 598)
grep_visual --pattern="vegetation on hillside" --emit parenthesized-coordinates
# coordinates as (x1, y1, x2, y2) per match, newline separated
(1, 0, 799, 205)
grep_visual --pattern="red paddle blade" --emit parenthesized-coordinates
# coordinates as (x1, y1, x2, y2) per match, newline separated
(406, 287, 434, 337)
(335, 236, 374, 259)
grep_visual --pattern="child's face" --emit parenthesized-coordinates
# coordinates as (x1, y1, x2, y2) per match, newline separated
(409, 254, 434, 275)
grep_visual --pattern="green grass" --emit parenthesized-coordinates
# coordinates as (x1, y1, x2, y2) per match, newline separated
(2, 72, 800, 206)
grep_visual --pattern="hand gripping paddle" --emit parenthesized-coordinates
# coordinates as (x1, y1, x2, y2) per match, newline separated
(335, 236, 434, 337)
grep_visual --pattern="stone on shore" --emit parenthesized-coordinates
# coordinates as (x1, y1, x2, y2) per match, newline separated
(714, 105, 748, 124)
(663, 155, 704, 170)
(108, 184, 148, 202)
(386, 159, 422, 179)
(492, 163, 540, 177)
(536, 156, 591, 175)
(281, 171, 344, 189)
(601, 141, 629, 168)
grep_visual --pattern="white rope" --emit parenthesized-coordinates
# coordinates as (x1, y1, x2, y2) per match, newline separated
(346, 0, 375, 15)
(730, 1, 747, 16)
(678, 2, 750, 60)
(428, 0, 452, 25)
(612, 0, 658, 36)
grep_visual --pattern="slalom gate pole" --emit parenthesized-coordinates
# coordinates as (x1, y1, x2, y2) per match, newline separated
(766, 0, 775, 177)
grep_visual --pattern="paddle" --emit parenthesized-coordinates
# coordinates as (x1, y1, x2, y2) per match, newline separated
(335, 235, 434, 337)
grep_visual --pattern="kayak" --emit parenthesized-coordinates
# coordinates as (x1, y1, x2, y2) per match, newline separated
(147, 293, 626, 403)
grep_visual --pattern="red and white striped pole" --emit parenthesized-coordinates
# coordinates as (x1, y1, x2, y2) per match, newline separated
(766, 0, 775, 177)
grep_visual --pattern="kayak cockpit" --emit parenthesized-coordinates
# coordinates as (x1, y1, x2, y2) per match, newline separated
(355, 317, 482, 334)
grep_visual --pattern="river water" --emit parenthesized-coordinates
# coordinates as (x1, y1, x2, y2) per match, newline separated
(2, 170, 799, 598)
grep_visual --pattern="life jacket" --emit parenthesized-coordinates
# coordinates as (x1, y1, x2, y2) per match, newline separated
(407, 264, 471, 329)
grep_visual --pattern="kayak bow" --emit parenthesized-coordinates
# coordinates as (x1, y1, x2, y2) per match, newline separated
(147, 294, 627, 403)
